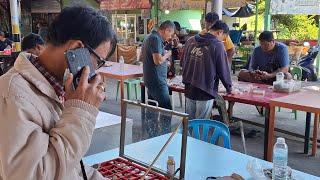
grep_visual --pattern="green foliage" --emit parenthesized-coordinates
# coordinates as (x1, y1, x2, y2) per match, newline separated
(244, 0, 319, 40)
(273, 15, 318, 40)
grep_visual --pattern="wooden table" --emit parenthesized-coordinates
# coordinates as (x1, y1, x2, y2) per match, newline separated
(97, 61, 143, 114)
(268, 89, 320, 161)
(84, 134, 319, 179)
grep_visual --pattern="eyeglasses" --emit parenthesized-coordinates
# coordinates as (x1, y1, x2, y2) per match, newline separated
(85, 44, 106, 69)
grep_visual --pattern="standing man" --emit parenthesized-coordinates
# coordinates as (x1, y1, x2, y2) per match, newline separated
(140, 20, 175, 137)
(141, 20, 174, 110)
(0, 31, 12, 51)
(201, 12, 235, 66)
(182, 20, 233, 119)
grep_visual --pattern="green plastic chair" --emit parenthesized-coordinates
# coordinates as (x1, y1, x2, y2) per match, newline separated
(116, 78, 142, 101)
(278, 66, 302, 120)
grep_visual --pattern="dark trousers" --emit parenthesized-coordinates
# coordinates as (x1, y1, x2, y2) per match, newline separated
(144, 84, 172, 138)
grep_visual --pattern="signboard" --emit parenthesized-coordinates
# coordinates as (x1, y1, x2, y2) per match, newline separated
(100, 0, 151, 10)
(160, 0, 205, 10)
(270, 0, 320, 15)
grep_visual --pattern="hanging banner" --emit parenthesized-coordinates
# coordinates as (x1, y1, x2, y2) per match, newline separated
(100, 0, 151, 11)
(270, 0, 320, 15)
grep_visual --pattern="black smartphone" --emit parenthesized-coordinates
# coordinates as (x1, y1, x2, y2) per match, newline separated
(65, 48, 96, 89)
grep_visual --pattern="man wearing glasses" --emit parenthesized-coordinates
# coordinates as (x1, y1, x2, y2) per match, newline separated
(0, 6, 115, 179)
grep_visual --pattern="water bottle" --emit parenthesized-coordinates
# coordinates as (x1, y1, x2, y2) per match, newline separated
(166, 155, 175, 180)
(273, 137, 288, 180)
(276, 72, 285, 82)
(119, 56, 125, 75)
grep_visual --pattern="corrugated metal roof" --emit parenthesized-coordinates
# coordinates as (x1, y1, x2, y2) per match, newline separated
(31, 0, 61, 13)
(100, 0, 151, 10)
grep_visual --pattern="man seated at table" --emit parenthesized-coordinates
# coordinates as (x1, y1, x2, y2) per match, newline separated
(182, 20, 233, 119)
(238, 31, 291, 85)
(0, 31, 12, 51)
(201, 12, 235, 67)
(21, 33, 45, 56)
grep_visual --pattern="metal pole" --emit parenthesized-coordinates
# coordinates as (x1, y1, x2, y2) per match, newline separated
(264, 0, 271, 31)
(254, 0, 259, 44)
(212, 0, 223, 20)
(316, 17, 320, 76)
(9, 0, 21, 52)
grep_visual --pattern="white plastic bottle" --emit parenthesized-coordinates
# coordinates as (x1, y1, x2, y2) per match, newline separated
(119, 56, 125, 75)
(273, 137, 288, 180)
(167, 155, 175, 180)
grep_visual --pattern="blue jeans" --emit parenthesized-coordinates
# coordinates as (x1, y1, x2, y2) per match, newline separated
(144, 84, 172, 138)
(186, 98, 214, 120)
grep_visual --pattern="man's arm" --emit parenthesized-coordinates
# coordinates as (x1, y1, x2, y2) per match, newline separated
(224, 36, 235, 63)
(152, 51, 172, 65)
(215, 43, 232, 93)
(149, 36, 171, 65)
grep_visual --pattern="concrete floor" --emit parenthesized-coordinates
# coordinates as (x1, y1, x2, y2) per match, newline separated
(97, 78, 320, 177)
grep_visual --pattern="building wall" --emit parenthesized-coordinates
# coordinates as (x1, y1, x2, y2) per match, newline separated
(159, 10, 203, 31)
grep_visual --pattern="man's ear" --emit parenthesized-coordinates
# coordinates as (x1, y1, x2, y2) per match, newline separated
(65, 40, 84, 51)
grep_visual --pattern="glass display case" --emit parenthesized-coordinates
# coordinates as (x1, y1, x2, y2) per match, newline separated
(112, 14, 137, 45)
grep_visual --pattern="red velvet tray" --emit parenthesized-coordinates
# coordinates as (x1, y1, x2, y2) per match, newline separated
(97, 157, 168, 180)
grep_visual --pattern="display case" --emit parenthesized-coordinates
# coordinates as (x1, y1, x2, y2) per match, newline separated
(112, 14, 137, 45)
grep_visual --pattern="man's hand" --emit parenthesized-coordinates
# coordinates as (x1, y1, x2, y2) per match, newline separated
(64, 66, 106, 108)
(259, 71, 273, 80)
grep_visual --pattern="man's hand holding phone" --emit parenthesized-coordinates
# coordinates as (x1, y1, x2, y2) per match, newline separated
(65, 66, 105, 108)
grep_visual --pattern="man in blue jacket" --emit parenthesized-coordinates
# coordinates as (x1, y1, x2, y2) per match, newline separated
(182, 20, 233, 119)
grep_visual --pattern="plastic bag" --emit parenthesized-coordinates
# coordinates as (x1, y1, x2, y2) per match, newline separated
(247, 159, 269, 180)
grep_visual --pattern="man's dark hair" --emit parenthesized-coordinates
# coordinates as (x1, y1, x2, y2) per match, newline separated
(259, 31, 274, 42)
(0, 31, 4, 37)
(210, 20, 229, 34)
(47, 6, 115, 50)
(205, 12, 219, 24)
(159, 20, 175, 30)
(21, 33, 44, 51)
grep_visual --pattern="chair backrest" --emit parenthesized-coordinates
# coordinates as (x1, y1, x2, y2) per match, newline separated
(188, 119, 231, 149)
(229, 30, 243, 45)
(290, 66, 302, 80)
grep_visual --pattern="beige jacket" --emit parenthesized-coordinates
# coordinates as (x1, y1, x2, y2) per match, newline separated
(0, 53, 105, 180)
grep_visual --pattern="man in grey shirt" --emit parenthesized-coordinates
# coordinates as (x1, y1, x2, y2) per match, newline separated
(140, 21, 175, 137)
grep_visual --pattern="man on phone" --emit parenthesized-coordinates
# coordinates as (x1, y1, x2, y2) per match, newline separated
(0, 6, 116, 179)
(140, 20, 175, 136)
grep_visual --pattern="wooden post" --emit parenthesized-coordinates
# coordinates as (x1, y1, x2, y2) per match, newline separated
(9, 0, 21, 52)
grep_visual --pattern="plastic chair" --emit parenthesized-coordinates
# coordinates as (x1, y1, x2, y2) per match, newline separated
(116, 78, 142, 101)
(188, 119, 231, 149)
(229, 30, 243, 45)
(278, 66, 302, 119)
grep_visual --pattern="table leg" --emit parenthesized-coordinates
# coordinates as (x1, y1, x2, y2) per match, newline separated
(169, 89, 174, 110)
(120, 79, 125, 115)
(304, 112, 311, 154)
(267, 106, 275, 162)
(141, 84, 146, 103)
(312, 114, 319, 156)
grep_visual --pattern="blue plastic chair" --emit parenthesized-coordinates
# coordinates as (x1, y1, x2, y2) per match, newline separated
(188, 119, 231, 149)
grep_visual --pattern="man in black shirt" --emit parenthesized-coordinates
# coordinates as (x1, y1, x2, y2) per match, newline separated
(0, 31, 12, 51)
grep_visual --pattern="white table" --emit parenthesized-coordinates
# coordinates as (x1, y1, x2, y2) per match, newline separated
(85, 111, 133, 156)
(84, 134, 319, 179)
